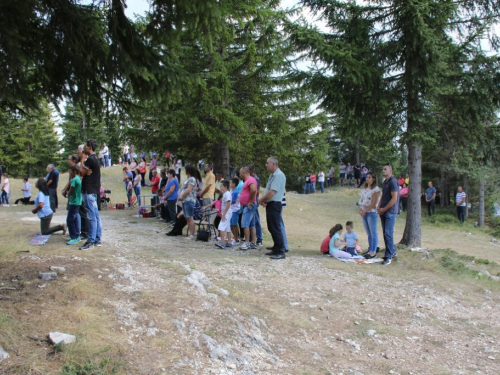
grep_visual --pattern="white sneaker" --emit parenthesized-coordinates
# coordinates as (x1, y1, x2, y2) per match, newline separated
(186, 235, 195, 240)
(240, 242, 251, 250)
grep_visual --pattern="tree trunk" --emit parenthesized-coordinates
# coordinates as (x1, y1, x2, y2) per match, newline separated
(400, 142, 422, 247)
(212, 143, 230, 178)
(439, 165, 445, 208)
(478, 179, 484, 227)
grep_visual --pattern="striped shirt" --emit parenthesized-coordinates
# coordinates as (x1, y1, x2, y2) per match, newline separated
(456, 191, 466, 206)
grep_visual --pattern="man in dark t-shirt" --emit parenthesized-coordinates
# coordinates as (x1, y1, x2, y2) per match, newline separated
(79, 139, 102, 250)
(377, 164, 399, 265)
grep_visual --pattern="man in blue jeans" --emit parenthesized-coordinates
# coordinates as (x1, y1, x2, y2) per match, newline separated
(79, 139, 102, 250)
(377, 164, 399, 265)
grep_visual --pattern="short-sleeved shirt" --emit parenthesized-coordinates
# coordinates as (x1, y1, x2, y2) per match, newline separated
(47, 171, 58, 189)
(221, 191, 232, 214)
(175, 160, 182, 174)
(165, 178, 179, 201)
(23, 182, 31, 198)
(151, 175, 160, 193)
(344, 231, 358, 248)
(215, 178, 223, 200)
(239, 176, 257, 206)
(359, 186, 380, 212)
(82, 153, 101, 195)
(180, 176, 197, 203)
(2, 178, 9, 193)
(380, 176, 399, 214)
(456, 191, 466, 206)
(263, 168, 286, 203)
(252, 174, 261, 198)
(426, 187, 436, 201)
(339, 164, 346, 175)
(304, 175, 310, 183)
(35, 192, 53, 218)
(203, 171, 216, 199)
(329, 233, 341, 254)
(318, 172, 325, 182)
(69, 176, 82, 205)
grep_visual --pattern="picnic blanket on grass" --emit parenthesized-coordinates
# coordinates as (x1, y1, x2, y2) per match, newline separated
(29, 234, 51, 246)
(335, 256, 383, 264)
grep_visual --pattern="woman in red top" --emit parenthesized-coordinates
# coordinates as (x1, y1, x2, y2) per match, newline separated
(400, 183, 409, 212)
(397, 174, 405, 186)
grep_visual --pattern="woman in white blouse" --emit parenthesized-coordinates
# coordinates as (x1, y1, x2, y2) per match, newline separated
(358, 172, 381, 258)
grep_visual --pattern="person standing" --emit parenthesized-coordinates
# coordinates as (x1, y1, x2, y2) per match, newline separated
(303, 173, 311, 194)
(214, 171, 224, 200)
(102, 143, 109, 167)
(238, 167, 258, 250)
(377, 164, 399, 265)
(456, 186, 466, 223)
(327, 165, 335, 187)
(318, 169, 325, 193)
(177, 164, 197, 240)
(426, 181, 436, 216)
(249, 164, 263, 246)
(400, 183, 409, 212)
(79, 139, 102, 250)
(199, 164, 216, 206)
(148, 155, 157, 182)
(339, 162, 346, 186)
(258, 157, 287, 260)
(66, 165, 82, 245)
(45, 164, 58, 212)
(1, 173, 10, 206)
(175, 157, 182, 185)
(150, 169, 160, 207)
(76, 145, 90, 240)
(123, 142, 130, 166)
(358, 172, 380, 258)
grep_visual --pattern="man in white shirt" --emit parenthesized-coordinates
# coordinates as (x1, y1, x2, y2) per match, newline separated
(175, 158, 182, 185)
(103, 143, 109, 167)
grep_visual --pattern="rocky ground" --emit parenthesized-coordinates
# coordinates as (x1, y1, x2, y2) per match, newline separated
(1, 209, 500, 374)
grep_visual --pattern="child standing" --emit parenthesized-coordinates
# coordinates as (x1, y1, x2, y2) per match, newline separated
(329, 224, 353, 259)
(343, 221, 359, 256)
(1, 173, 9, 206)
(215, 181, 232, 248)
(229, 177, 241, 245)
(66, 166, 82, 245)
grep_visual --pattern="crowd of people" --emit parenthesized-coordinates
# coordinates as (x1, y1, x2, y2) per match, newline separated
(0, 141, 472, 264)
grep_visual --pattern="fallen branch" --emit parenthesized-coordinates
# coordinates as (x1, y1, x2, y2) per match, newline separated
(0, 287, 17, 291)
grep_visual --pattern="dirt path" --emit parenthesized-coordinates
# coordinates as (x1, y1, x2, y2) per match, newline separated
(1, 206, 500, 374)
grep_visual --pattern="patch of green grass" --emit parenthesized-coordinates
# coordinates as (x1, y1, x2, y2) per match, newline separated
(60, 357, 124, 375)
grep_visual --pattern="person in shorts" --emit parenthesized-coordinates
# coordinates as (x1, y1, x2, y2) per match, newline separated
(215, 181, 232, 248)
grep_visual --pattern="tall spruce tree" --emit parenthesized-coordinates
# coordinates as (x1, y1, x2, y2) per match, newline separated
(289, 0, 500, 246)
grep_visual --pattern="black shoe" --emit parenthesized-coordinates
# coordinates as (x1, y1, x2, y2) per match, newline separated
(79, 241, 95, 250)
(364, 253, 376, 259)
(376, 247, 381, 253)
(266, 246, 275, 251)
(95, 241, 102, 247)
(382, 258, 392, 265)
(166, 232, 176, 236)
(265, 251, 279, 256)
(270, 253, 286, 260)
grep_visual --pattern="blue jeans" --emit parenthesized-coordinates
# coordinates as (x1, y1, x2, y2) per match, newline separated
(380, 212, 396, 259)
(319, 181, 324, 193)
(82, 193, 101, 243)
(362, 212, 379, 254)
(280, 213, 288, 251)
(1, 191, 8, 204)
(104, 155, 109, 167)
(255, 207, 263, 243)
(134, 186, 141, 206)
(311, 182, 316, 193)
(66, 204, 81, 239)
(241, 204, 257, 228)
(303, 182, 311, 194)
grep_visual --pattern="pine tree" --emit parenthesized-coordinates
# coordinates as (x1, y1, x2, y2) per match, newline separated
(290, 0, 500, 246)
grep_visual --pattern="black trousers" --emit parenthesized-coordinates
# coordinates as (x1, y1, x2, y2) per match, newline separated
(457, 206, 465, 223)
(427, 200, 435, 216)
(15, 197, 32, 205)
(266, 201, 284, 254)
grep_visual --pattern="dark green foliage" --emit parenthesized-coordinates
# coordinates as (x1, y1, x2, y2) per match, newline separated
(0, 102, 60, 178)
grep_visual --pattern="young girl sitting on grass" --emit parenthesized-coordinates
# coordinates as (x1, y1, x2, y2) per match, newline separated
(328, 224, 355, 259)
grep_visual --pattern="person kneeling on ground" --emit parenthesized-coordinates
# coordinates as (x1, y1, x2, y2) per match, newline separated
(32, 178, 66, 235)
(166, 200, 203, 236)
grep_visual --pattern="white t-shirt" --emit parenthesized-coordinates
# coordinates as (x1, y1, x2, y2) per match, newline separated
(123, 145, 129, 154)
(2, 178, 9, 193)
(23, 182, 31, 198)
(221, 191, 231, 214)
(103, 146, 109, 155)
(175, 160, 182, 174)
(318, 172, 325, 182)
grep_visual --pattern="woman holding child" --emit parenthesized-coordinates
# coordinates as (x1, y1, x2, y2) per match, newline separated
(358, 172, 380, 258)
